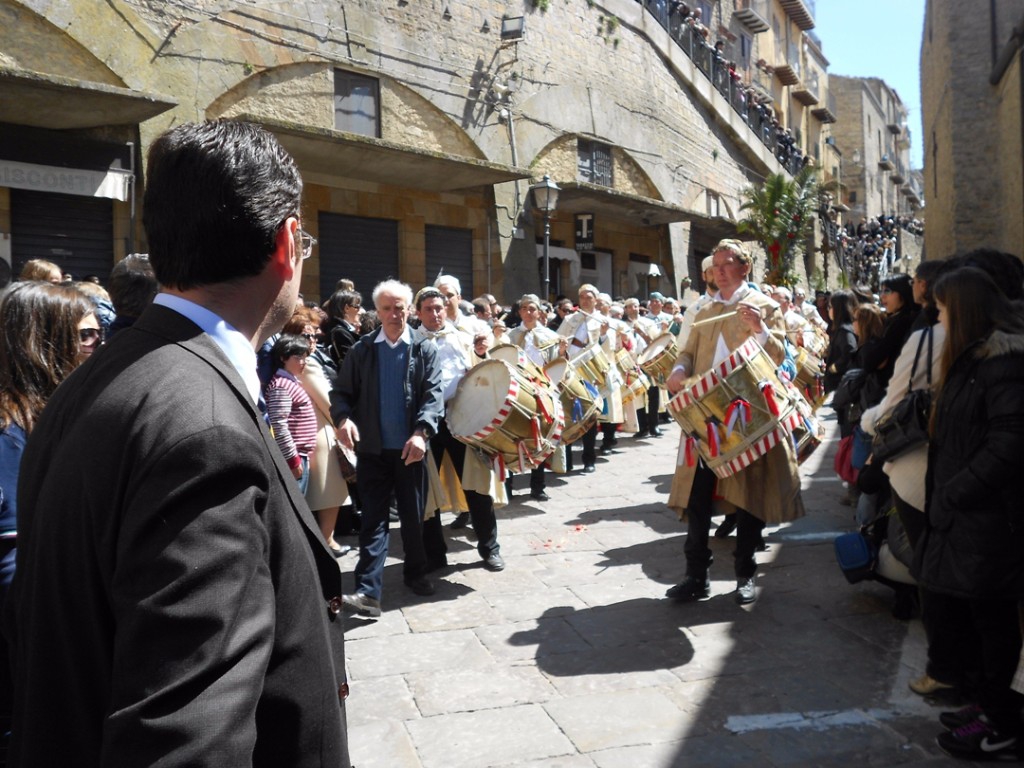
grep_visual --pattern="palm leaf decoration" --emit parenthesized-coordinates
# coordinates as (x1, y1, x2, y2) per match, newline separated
(737, 166, 819, 286)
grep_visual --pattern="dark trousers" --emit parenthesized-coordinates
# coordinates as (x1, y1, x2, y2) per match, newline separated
(922, 591, 1023, 733)
(353, 449, 428, 599)
(683, 462, 764, 579)
(600, 422, 618, 447)
(638, 387, 660, 433)
(530, 467, 545, 494)
(424, 421, 499, 561)
(891, 490, 925, 550)
(581, 424, 598, 466)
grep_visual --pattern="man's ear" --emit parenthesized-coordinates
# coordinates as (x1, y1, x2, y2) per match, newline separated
(271, 216, 299, 277)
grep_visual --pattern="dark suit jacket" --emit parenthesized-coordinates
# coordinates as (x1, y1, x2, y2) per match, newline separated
(330, 327, 443, 455)
(5, 304, 350, 768)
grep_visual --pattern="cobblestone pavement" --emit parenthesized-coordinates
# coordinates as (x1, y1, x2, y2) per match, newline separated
(339, 409, 985, 767)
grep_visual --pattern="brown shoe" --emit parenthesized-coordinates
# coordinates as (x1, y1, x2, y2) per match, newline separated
(909, 673, 954, 696)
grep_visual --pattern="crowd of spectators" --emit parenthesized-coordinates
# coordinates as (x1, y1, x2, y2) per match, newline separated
(823, 213, 925, 292)
(637, 0, 810, 174)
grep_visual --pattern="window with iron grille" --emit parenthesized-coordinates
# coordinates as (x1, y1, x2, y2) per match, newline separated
(334, 70, 380, 137)
(577, 139, 614, 187)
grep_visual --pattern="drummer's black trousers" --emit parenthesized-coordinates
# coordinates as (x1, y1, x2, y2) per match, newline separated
(683, 462, 765, 579)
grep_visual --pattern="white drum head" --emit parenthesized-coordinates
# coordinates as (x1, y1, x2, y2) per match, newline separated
(639, 332, 674, 364)
(545, 358, 569, 382)
(489, 344, 523, 367)
(447, 360, 513, 436)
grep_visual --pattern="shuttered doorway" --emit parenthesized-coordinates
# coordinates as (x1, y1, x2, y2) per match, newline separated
(425, 225, 473, 298)
(317, 213, 399, 303)
(10, 189, 113, 281)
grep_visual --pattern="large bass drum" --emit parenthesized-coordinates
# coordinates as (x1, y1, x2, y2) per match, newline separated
(447, 359, 563, 473)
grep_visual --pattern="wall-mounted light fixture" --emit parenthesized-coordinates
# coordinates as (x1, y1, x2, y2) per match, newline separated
(501, 16, 525, 41)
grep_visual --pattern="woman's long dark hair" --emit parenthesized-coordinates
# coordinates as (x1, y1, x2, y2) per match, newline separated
(828, 289, 857, 328)
(930, 267, 1023, 433)
(881, 273, 915, 312)
(0, 282, 95, 433)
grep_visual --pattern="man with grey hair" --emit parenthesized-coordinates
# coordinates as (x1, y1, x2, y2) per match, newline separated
(435, 274, 484, 337)
(331, 279, 444, 617)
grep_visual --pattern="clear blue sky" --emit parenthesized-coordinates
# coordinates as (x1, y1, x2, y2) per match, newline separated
(813, 1, 926, 169)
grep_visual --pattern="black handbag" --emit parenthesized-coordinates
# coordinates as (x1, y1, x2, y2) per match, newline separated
(871, 328, 933, 462)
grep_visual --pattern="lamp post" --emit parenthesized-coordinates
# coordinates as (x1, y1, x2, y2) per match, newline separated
(530, 174, 560, 302)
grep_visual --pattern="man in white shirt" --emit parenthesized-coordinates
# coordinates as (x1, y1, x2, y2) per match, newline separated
(414, 287, 506, 571)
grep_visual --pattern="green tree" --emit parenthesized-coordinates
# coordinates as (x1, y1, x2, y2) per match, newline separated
(737, 166, 819, 286)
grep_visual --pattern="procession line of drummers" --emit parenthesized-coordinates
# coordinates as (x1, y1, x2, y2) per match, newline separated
(431, 283, 830, 507)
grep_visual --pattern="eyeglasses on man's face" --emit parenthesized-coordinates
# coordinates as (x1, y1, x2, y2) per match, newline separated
(298, 229, 317, 260)
(79, 328, 103, 345)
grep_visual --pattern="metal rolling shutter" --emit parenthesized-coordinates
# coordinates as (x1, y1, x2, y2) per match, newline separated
(425, 225, 473, 298)
(10, 189, 113, 281)
(317, 213, 399, 303)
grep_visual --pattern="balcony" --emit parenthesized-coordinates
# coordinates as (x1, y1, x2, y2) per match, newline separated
(890, 161, 906, 184)
(779, 0, 816, 31)
(887, 121, 902, 135)
(733, 0, 770, 33)
(793, 69, 819, 106)
(811, 91, 837, 123)
(775, 41, 801, 86)
(878, 154, 895, 171)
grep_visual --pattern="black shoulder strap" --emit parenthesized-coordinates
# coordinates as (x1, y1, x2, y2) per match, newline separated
(907, 327, 932, 394)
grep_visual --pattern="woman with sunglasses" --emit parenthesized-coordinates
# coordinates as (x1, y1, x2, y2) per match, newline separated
(0, 280, 96, 741)
(859, 273, 920, 391)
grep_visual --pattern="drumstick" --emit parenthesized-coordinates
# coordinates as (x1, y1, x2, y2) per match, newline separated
(691, 310, 737, 328)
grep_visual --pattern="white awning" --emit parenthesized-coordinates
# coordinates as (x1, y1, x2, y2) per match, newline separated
(0, 159, 132, 201)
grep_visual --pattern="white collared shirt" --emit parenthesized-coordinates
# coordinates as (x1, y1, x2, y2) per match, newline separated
(374, 326, 414, 349)
(154, 293, 261, 405)
(710, 284, 769, 367)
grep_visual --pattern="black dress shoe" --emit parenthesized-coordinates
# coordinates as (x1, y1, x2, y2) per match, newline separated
(633, 430, 650, 439)
(405, 576, 436, 596)
(451, 512, 470, 529)
(483, 553, 506, 571)
(530, 490, 551, 501)
(648, 427, 663, 437)
(735, 577, 757, 605)
(342, 593, 382, 617)
(583, 464, 596, 473)
(666, 575, 711, 602)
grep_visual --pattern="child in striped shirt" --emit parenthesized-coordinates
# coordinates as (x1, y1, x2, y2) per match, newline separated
(265, 335, 319, 495)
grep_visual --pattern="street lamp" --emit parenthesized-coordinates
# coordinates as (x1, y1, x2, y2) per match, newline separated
(530, 174, 560, 301)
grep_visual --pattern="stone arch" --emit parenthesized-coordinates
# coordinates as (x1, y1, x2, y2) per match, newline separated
(207, 61, 487, 161)
(530, 134, 665, 202)
(0, 0, 140, 86)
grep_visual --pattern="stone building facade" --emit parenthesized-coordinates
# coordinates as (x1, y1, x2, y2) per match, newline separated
(829, 74, 915, 227)
(1, 0, 842, 302)
(921, 0, 1024, 260)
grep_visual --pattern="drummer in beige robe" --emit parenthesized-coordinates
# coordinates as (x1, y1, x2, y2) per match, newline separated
(557, 284, 623, 471)
(664, 239, 804, 606)
(507, 293, 568, 501)
(415, 287, 506, 572)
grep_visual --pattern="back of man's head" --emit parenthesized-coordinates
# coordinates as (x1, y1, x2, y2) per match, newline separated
(143, 120, 302, 291)
(108, 253, 158, 319)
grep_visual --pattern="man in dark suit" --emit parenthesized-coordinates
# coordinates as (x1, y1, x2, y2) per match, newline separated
(3, 120, 350, 767)
(331, 279, 443, 618)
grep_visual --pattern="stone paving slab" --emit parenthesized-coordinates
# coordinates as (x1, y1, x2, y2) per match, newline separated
(404, 704, 575, 768)
(543, 689, 688, 752)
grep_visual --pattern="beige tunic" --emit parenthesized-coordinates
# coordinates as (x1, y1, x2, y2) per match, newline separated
(667, 289, 804, 525)
(557, 311, 624, 423)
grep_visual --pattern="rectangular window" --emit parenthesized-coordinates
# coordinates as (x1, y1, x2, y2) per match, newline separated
(334, 70, 380, 137)
(577, 139, 613, 187)
(739, 33, 752, 71)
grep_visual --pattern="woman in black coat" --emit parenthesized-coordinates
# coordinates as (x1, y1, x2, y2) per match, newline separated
(824, 289, 858, 393)
(912, 267, 1024, 761)
(859, 273, 920, 389)
(322, 289, 364, 367)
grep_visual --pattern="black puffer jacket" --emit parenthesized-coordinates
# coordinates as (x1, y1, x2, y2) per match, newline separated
(912, 327, 1024, 600)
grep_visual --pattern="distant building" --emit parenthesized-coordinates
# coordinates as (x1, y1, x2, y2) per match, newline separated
(921, 0, 1023, 260)
(830, 75, 916, 226)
